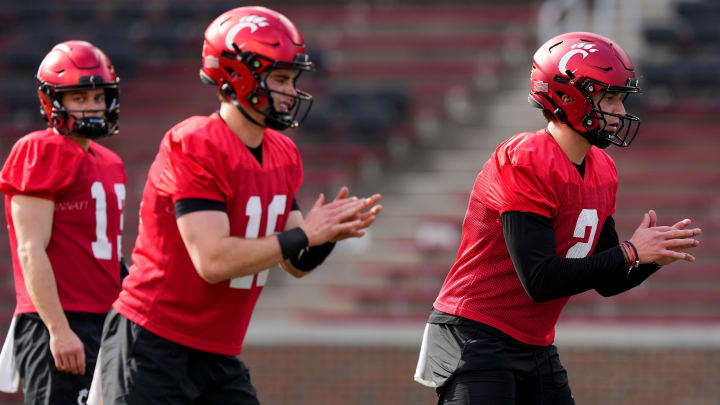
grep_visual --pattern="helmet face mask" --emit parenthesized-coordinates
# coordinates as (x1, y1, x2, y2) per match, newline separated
(37, 41, 120, 139)
(200, 6, 315, 131)
(241, 53, 313, 130)
(41, 86, 119, 139)
(578, 78, 641, 148)
(529, 32, 641, 148)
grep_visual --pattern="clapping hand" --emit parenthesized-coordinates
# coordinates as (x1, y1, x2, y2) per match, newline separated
(329, 186, 382, 242)
(628, 210, 701, 266)
(301, 187, 382, 246)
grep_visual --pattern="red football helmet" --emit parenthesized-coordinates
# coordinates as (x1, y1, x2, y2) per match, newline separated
(36, 40, 120, 139)
(200, 6, 314, 131)
(529, 32, 641, 148)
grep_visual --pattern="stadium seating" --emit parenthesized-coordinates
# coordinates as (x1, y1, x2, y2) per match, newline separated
(642, 0, 720, 115)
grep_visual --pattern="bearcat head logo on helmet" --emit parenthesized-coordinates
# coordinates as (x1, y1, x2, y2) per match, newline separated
(36, 40, 120, 139)
(528, 32, 641, 148)
(199, 6, 314, 131)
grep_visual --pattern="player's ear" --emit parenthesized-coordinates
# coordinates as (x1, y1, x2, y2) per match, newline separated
(561, 94, 574, 103)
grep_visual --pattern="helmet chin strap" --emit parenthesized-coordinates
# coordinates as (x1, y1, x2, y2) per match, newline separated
(223, 83, 294, 131)
(550, 101, 616, 149)
(264, 105, 293, 130)
(581, 130, 613, 149)
(71, 116, 111, 139)
(234, 99, 267, 129)
(581, 108, 627, 149)
(549, 118, 611, 149)
(222, 83, 266, 129)
(54, 110, 114, 139)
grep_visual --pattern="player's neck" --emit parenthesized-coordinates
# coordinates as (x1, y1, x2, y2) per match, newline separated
(70, 136, 91, 151)
(546, 121, 591, 165)
(219, 102, 264, 148)
(54, 128, 90, 151)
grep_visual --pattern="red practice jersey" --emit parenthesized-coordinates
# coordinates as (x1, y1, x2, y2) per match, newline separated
(434, 130, 617, 346)
(0, 128, 126, 315)
(115, 113, 303, 355)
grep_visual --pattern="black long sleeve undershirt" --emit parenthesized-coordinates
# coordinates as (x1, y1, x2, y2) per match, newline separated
(502, 212, 661, 302)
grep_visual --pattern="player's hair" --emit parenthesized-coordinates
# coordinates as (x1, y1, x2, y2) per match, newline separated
(541, 109, 557, 122)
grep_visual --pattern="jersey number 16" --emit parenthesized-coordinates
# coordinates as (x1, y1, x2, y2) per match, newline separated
(230, 195, 287, 289)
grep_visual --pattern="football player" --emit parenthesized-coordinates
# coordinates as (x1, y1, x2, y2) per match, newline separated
(92, 6, 381, 404)
(414, 32, 702, 404)
(0, 41, 125, 403)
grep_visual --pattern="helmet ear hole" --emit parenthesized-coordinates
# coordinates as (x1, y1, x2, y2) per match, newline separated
(557, 92, 574, 104)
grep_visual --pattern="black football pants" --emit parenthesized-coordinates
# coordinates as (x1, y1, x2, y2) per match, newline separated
(99, 309, 259, 405)
(14, 312, 106, 405)
(428, 312, 575, 405)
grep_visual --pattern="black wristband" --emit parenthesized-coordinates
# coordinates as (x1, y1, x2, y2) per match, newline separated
(290, 242, 336, 272)
(277, 227, 309, 260)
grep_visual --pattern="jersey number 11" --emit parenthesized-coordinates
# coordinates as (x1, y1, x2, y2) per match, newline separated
(91, 181, 125, 261)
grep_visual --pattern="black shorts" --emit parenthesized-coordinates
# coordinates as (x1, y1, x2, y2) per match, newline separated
(14, 311, 106, 405)
(428, 310, 575, 405)
(99, 309, 259, 405)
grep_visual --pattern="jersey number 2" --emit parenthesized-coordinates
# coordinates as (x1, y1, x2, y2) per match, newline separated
(230, 195, 287, 289)
(565, 209, 598, 258)
(90, 181, 125, 260)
